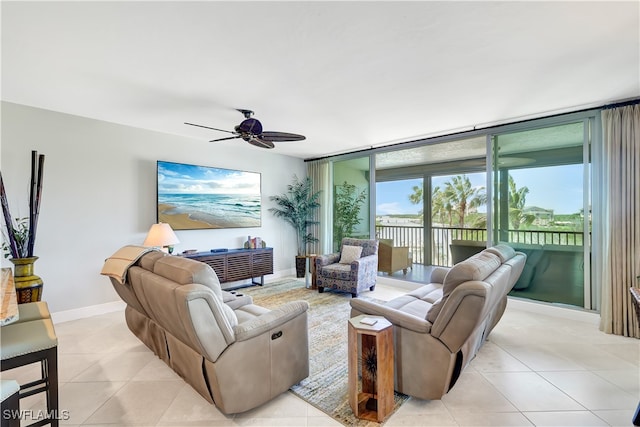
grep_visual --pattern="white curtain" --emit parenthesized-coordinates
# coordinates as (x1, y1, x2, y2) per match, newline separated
(307, 159, 333, 255)
(597, 104, 640, 338)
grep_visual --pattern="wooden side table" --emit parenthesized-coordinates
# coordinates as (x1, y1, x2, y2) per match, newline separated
(308, 254, 318, 290)
(348, 315, 394, 422)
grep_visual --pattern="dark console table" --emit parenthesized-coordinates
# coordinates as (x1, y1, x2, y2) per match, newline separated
(183, 248, 273, 286)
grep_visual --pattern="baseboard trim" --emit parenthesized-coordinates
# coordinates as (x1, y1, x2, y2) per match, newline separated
(376, 275, 423, 291)
(507, 297, 599, 325)
(52, 272, 599, 326)
(52, 269, 296, 323)
(221, 269, 296, 289)
(377, 276, 600, 324)
(52, 300, 125, 324)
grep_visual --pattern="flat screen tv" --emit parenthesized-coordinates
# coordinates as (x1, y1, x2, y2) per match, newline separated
(156, 160, 261, 230)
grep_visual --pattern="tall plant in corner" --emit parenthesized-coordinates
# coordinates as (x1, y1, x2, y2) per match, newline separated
(333, 181, 366, 250)
(269, 175, 321, 257)
(1, 150, 46, 259)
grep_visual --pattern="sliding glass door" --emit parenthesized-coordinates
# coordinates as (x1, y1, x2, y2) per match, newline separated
(311, 110, 598, 310)
(491, 121, 592, 308)
(433, 171, 487, 265)
(375, 177, 424, 263)
(375, 135, 487, 268)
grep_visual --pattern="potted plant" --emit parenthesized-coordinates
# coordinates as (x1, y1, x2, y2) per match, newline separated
(269, 175, 321, 277)
(1, 150, 46, 303)
(1, 217, 30, 258)
(333, 181, 366, 250)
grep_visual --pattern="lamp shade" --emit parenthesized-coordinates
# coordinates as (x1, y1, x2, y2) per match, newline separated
(143, 223, 180, 248)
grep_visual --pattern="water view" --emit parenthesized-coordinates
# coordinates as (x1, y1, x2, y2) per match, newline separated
(157, 161, 261, 229)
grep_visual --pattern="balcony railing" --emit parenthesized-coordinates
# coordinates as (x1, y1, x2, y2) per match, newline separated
(375, 225, 586, 267)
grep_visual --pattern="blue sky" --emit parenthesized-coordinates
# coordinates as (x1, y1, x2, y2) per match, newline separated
(158, 161, 260, 195)
(376, 164, 585, 215)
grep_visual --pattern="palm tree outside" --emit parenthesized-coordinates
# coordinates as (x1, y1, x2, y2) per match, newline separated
(409, 174, 486, 228)
(431, 186, 454, 226)
(442, 175, 486, 228)
(508, 174, 535, 230)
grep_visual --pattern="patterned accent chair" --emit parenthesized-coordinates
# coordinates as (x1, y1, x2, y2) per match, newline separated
(315, 238, 379, 297)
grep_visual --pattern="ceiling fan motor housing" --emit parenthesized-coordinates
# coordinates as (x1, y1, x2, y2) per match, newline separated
(236, 118, 263, 135)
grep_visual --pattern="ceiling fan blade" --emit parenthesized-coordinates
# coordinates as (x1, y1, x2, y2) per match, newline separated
(248, 137, 275, 149)
(210, 135, 241, 143)
(184, 122, 236, 135)
(259, 131, 306, 142)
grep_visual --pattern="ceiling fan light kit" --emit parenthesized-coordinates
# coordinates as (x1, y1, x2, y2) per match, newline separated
(185, 109, 305, 149)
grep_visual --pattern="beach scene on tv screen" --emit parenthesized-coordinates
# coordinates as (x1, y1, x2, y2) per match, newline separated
(157, 161, 261, 229)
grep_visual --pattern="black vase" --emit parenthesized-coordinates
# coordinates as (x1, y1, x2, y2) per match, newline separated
(295, 256, 307, 278)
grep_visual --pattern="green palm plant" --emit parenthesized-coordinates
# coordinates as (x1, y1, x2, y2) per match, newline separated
(408, 185, 423, 206)
(408, 184, 424, 221)
(269, 175, 321, 256)
(409, 183, 458, 226)
(508, 175, 535, 230)
(1, 217, 30, 259)
(442, 175, 486, 228)
(431, 185, 455, 226)
(333, 181, 366, 249)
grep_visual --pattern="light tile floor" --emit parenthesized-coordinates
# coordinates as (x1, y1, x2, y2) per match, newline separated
(5, 278, 639, 426)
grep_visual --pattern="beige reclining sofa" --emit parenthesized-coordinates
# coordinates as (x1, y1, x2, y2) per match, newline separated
(102, 246, 309, 414)
(350, 244, 525, 400)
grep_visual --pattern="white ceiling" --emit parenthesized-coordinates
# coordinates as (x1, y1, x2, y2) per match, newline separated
(3, 1, 639, 160)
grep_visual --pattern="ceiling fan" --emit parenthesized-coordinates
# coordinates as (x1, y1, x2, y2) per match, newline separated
(185, 109, 306, 149)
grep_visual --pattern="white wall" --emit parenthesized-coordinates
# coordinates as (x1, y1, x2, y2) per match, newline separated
(1, 102, 306, 313)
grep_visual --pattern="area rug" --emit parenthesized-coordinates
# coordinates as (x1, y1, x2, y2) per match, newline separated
(243, 279, 409, 426)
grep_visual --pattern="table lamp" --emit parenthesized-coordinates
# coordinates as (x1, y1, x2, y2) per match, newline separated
(143, 223, 180, 254)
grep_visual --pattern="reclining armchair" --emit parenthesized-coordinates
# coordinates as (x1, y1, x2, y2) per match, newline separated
(315, 238, 379, 297)
(102, 246, 309, 414)
(350, 244, 526, 400)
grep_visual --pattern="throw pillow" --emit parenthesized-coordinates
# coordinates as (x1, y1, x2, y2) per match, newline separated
(339, 245, 363, 264)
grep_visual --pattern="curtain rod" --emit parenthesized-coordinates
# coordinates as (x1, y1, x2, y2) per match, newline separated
(602, 97, 640, 110)
(304, 96, 640, 163)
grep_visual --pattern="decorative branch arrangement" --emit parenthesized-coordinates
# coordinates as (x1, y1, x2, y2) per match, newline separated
(1, 150, 46, 258)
